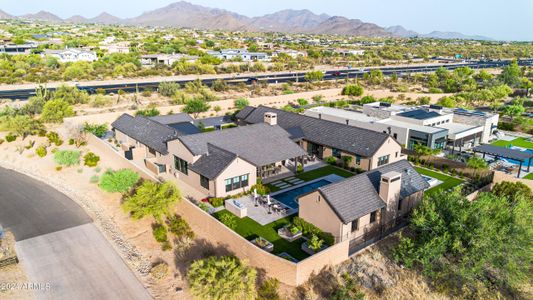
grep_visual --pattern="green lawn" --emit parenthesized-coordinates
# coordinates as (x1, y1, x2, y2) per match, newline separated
(213, 210, 309, 261)
(524, 173, 533, 180)
(267, 165, 354, 192)
(491, 137, 533, 150)
(414, 167, 464, 195)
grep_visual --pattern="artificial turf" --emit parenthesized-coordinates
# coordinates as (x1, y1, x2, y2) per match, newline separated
(414, 167, 464, 195)
(491, 138, 533, 150)
(524, 173, 533, 180)
(213, 210, 309, 261)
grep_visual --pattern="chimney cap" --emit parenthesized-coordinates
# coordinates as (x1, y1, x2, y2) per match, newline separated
(381, 171, 401, 181)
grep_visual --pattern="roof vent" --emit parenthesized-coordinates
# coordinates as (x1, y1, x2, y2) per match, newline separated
(264, 112, 277, 126)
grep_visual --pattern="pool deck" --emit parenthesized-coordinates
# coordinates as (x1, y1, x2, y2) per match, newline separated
(231, 174, 345, 225)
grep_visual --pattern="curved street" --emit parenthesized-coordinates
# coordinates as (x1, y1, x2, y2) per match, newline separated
(0, 167, 151, 300)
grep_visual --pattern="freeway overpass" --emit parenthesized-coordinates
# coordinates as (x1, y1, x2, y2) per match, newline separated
(0, 59, 531, 101)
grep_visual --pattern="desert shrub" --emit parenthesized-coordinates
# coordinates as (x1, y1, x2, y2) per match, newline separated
(122, 181, 181, 220)
(341, 84, 364, 97)
(55, 166, 62, 171)
(150, 261, 169, 280)
(234, 98, 250, 110)
(5, 133, 17, 142)
(35, 145, 47, 157)
(68, 138, 75, 145)
(219, 213, 238, 230)
(152, 224, 168, 243)
(166, 214, 195, 239)
(99, 169, 140, 193)
(158, 82, 180, 97)
(135, 107, 160, 117)
(258, 278, 280, 300)
(208, 197, 225, 207)
(46, 131, 63, 146)
(187, 256, 256, 300)
(89, 175, 99, 184)
(0, 138, 4, 144)
(53, 150, 81, 166)
(83, 152, 100, 167)
(83, 123, 108, 138)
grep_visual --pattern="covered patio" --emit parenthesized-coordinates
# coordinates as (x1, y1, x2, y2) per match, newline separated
(473, 144, 533, 178)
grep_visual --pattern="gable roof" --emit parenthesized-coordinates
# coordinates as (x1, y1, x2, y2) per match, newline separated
(236, 105, 391, 157)
(111, 114, 178, 155)
(189, 144, 237, 179)
(177, 123, 307, 167)
(316, 159, 429, 223)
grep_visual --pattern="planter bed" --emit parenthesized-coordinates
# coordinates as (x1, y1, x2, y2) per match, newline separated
(277, 225, 302, 242)
(301, 240, 328, 255)
(251, 237, 274, 253)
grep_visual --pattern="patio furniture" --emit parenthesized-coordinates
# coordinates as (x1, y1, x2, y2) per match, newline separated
(225, 199, 247, 218)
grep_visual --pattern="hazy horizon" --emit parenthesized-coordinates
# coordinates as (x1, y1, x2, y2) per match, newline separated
(1, 0, 532, 41)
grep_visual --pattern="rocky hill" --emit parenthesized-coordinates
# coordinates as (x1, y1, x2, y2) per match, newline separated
(20, 10, 63, 23)
(0, 10, 14, 19)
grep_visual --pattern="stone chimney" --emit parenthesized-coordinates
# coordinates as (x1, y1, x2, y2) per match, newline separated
(379, 171, 402, 224)
(264, 112, 277, 126)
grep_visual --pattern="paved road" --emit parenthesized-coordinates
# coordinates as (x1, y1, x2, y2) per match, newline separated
(0, 167, 151, 300)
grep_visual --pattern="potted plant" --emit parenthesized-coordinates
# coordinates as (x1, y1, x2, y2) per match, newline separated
(278, 224, 302, 242)
(252, 237, 274, 252)
(301, 234, 327, 255)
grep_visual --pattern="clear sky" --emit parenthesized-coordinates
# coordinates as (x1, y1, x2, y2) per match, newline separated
(1, 0, 532, 41)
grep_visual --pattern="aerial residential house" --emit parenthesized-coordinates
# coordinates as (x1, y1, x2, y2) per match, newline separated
(43, 48, 98, 62)
(207, 49, 270, 62)
(272, 49, 307, 59)
(141, 53, 198, 67)
(298, 159, 429, 244)
(236, 106, 404, 171)
(100, 41, 130, 54)
(0, 43, 38, 54)
(334, 49, 366, 56)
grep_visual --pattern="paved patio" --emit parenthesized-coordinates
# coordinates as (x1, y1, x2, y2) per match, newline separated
(230, 195, 297, 225)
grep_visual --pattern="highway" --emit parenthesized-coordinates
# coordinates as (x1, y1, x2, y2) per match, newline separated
(0, 59, 531, 100)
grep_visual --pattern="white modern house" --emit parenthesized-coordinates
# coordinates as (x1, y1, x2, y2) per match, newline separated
(207, 49, 270, 62)
(140, 53, 198, 67)
(43, 48, 98, 62)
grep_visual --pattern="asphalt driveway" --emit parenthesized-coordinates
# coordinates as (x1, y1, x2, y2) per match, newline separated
(0, 167, 151, 300)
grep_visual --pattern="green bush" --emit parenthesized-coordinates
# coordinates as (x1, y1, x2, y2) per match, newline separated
(83, 152, 100, 167)
(83, 123, 108, 138)
(258, 278, 280, 300)
(135, 107, 159, 117)
(152, 224, 168, 243)
(220, 213, 237, 230)
(166, 215, 195, 239)
(46, 131, 63, 146)
(249, 183, 270, 195)
(5, 133, 17, 142)
(35, 145, 47, 157)
(341, 84, 364, 97)
(68, 138, 75, 145)
(325, 156, 337, 165)
(0, 138, 4, 145)
(53, 150, 81, 166)
(99, 169, 140, 193)
(208, 197, 225, 207)
(293, 217, 334, 245)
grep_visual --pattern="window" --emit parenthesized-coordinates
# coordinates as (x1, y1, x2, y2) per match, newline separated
(332, 148, 341, 158)
(355, 155, 361, 165)
(148, 147, 156, 156)
(377, 155, 390, 166)
(393, 133, 398, 140)
(174, 156, 188, 175)
(398, 199, 403, 211)
(225, 174, 249, 192)
(370, 211, 377, 223)
(200, 175, 209, 190)
(395, 151, 399, 158)
(351, 219, 359, 232)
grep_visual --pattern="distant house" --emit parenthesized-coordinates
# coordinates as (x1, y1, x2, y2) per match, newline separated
(0, 43, 38, 54)
(334, 49, 365, 56)
(272, 49, 307, 59)
(100, 42, 130, 54)
(43, 48, 97, 62)
(141, 53, 198, 67)
(207, 49, 270, 62)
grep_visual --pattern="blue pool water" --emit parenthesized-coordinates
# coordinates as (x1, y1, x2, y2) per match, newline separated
(273, 179, 332, 209)
(502, 149, 533, 167)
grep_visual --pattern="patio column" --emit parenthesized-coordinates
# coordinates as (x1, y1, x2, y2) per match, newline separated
(528, 158, 531, 173)
(518, 161, 522, 178)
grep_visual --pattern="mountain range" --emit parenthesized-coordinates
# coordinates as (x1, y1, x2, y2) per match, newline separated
(0, 1, 493, 40)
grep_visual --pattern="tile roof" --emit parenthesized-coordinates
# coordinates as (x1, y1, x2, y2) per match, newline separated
(167, 122, 202, 136)
(317, 159, 429, 223)
(177, 123, 307, 167)
(236, 105, 391, 157)
(111, 114, 178, 155)
(189, 144, 237, 179)
(149, 113, 194, 125)
(193, 115, 234, 128)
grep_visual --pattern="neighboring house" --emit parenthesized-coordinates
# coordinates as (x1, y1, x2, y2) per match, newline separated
(236, 106, 404, 171)
(298, 159, 429, 244)
(43, 48, 98, 62)
(100, 42, 130, 54)
(272, 49, 307, 59)
(111, 113, 200, 175)
(0, 43, 38, 54)
(141, 54, 198, 66)
(334, 49, 365, 56)
(306, 103, 497, 152)
(207, 49, 270, 62)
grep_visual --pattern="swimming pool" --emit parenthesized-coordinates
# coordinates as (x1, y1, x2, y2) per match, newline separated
(272, 179, 332, 209)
